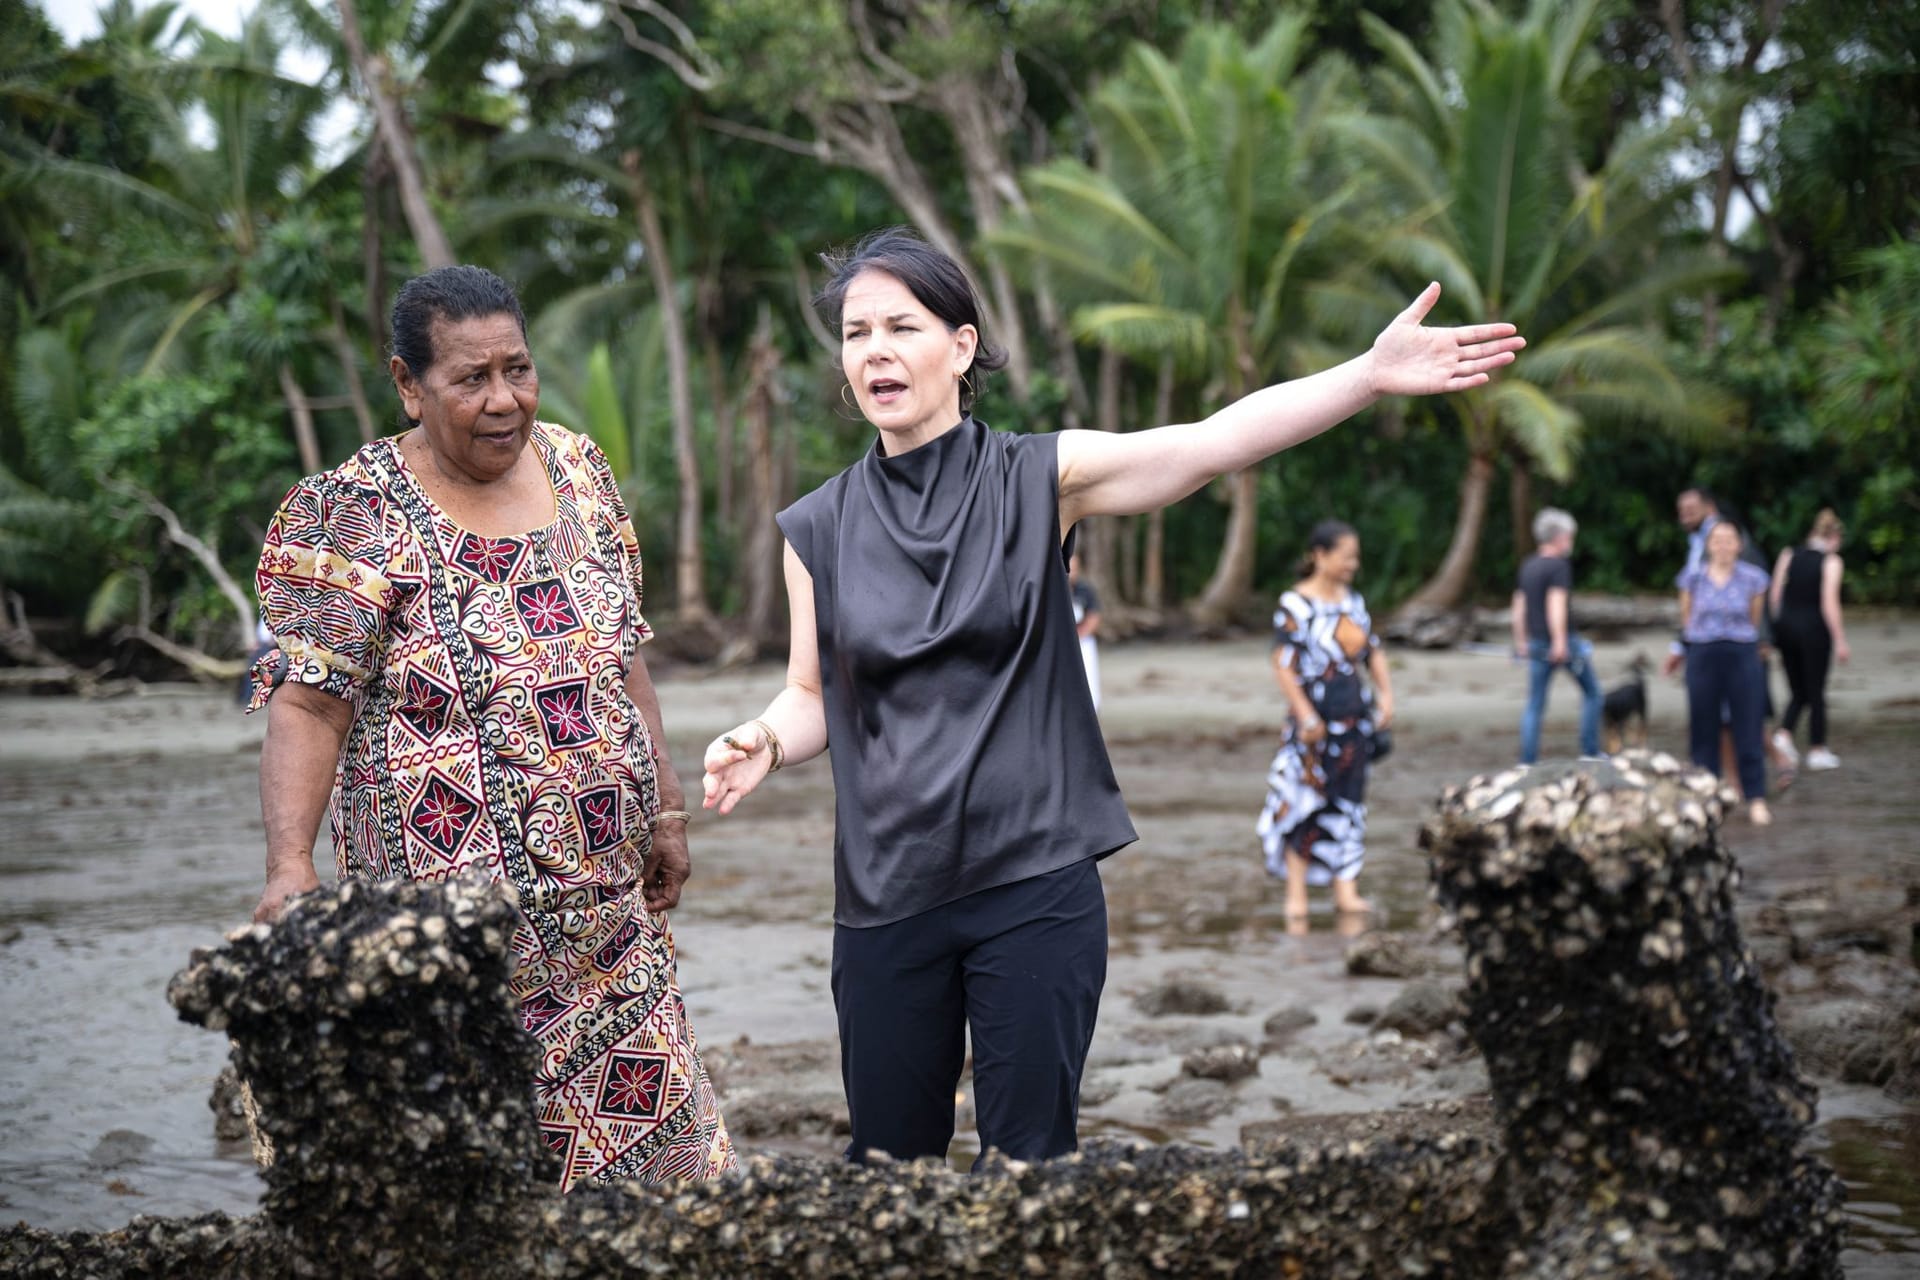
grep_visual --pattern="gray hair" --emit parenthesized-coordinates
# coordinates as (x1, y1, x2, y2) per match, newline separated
(1533, 507, 1578, 546)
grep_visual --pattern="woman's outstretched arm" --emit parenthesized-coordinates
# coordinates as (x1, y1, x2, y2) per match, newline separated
(1057, 284, 1523, 526)
(702, 543, 830, 816)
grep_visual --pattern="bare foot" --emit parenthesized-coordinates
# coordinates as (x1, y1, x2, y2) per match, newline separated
(1749, 799, 1773, 826)
(1332, 887, 1374, 916)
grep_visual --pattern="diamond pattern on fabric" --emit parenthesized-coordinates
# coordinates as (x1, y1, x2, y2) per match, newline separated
(451, 532, 526, 583)
(396, 667, 459, 742)
(574, 786, 624, 854)
(515, 578, 582, 639)
(407, 770, 484, 863)
(535, 680, 597, 751)
(596, 1052, 669, 1121)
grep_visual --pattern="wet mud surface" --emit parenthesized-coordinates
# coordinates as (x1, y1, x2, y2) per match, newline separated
(2, 626, 1916, 1272)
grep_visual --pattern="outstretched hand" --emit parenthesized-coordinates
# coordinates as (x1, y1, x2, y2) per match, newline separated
(702, 721, 774, 816)
(1368, 283, 1525, 397)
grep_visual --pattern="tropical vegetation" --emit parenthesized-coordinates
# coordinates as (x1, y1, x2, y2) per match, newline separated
(2, 0, 1914, 681)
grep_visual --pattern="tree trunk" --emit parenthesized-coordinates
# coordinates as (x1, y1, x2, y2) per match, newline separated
(1144, 511, 1165, 611)
(278, 363, 324, 475)
(1399, 451, 1498, 614)
(328, 302, 377, 442)
(623, 148, 714, 636)
(1188, 315, 1259, 630)
(362, 125, 391, 357)
(741, 305, 783, 652)
(1033, 275, 1089, 430)
(336, 0, 455, 270)
(1509, 456, 1534, 571)
(1142, 356, 1174, 611)
(699, 276, 735, 526)
(1074, 344, 1123, 608)
(1189, 470, 1259, 629)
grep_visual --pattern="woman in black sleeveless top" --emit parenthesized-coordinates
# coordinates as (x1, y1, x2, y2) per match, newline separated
(1769, 508, 1850, 770)
(698, 227, 1524, 1167)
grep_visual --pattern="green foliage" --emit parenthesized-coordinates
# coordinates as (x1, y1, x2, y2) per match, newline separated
(3, 0, 1917, 686)
(1001, 15, 1366, 396)
(1807, 240, 1920, 600)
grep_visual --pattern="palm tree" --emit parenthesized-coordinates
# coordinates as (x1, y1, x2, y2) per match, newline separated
(993, 16, 1371, 627)
(32, 9, 355, 465)
(1344, 0, 1735, 615)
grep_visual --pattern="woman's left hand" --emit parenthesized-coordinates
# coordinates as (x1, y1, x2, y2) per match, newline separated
(1368, 284, 1525, 397)
(1374, 698, 1395, 729)
(642, 822, 691, 913)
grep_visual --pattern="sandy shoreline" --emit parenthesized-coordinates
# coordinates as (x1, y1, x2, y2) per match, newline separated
(2, 622, 1917, 1269)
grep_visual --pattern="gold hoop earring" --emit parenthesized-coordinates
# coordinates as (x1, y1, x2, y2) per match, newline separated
(840, 383, 858, 411)
(957, 369, 977, 405)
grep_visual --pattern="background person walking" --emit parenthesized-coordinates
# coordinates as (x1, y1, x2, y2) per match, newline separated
(1512, 507, 1601, 762)
(1771, 508, 1851, 771)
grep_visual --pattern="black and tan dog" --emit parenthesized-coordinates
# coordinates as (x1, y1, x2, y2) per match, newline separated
(1602, 654, 1652, 753)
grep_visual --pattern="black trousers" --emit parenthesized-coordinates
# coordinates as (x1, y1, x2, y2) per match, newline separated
(831, 859, 1107, 1166)
(1776, 615, 1833, 746)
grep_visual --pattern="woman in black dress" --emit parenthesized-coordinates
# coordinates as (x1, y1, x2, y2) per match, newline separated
(701, 227, 1523, 1166)
(1770, 508, 1851, 770)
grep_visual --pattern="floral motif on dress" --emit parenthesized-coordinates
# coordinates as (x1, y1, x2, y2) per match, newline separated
(251, 421, 734, 1189)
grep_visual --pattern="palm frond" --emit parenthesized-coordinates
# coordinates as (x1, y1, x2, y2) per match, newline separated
(1554, 381, 1734, 447)
(1359, 12, 1453, 152)
(1485, 378, 1582, 480)
(1326, 112, 1443, 208)
(989, 227, 1150, 307)
(579, 341, 633, 484)
(1450, 24, 1561, 313)
(1071, 303, 1212, 371)
(25, 157, 211, 232)
(1540, 0, 1605, 95)
(1538, 256, 1743, 344)
(1378, 231, 1487, 318)
(1019, 166, 1194, 275)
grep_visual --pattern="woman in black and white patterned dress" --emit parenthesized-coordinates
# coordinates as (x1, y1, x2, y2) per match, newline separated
(1256, 520, 1394, 921)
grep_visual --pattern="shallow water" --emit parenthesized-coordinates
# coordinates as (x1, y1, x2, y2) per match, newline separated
(2, 646, 1915, 1274)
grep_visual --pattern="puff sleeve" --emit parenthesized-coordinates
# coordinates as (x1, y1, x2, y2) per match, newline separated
(247, 475, 396, 711)
(578, 436, 652, 646)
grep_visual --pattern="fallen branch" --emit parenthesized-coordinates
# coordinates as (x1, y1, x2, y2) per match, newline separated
(100, 477, 256, 656)
(116, 624, 247, 682)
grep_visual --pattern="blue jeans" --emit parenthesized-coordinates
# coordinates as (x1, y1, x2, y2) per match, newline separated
(1520, 636, 1602, 763)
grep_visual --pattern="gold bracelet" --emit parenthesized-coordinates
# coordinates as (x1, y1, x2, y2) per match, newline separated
(647, 809, 693, 830)
(752, 718, 785, 773)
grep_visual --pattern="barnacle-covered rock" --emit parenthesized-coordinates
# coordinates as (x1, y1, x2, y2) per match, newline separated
(1181, 1042, 1261, 1082)
(2, 755, 1858, 1277)
(165, 876, 555, 1274)
(1421, 751, 1846, 1277)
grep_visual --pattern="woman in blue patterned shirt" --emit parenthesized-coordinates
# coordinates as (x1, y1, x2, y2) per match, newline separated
(1675, 520, 1774, 824)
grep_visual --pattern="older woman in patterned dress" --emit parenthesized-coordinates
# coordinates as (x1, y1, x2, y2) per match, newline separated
(247, 266, 733, 1190)
(1256, 520, 1394, 924)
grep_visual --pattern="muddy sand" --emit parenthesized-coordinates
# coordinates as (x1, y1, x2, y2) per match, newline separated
(2, 622, 1916, 1270)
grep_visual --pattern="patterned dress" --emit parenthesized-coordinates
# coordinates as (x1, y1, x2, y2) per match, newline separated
(1255, 589, 1381, 884)
(249, 422, 734, 1191)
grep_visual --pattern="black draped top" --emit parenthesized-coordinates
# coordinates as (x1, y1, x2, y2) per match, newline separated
(776, 417, 1137, 927)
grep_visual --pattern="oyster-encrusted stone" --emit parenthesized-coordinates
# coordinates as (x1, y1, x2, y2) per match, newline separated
(1421, 751, 1846, 1277)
